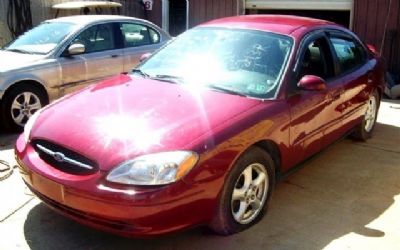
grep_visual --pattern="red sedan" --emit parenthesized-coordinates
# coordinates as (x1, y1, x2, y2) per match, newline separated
(15, 15, 384, 237)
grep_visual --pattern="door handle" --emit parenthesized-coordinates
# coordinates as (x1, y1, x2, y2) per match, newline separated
(331, 93, 341, 100)
(328, 90, 343, 101)
(111, 54, 119, 58)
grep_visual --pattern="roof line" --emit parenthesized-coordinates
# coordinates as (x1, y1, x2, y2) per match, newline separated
(289, 24, 307, 35)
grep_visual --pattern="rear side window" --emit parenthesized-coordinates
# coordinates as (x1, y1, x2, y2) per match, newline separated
(149, 28, 160, 44)
(329, 37, 367, 73)
(120, 23, 160, 48)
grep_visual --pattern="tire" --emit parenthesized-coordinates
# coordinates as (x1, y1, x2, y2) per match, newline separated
(1, 84, 47, 131)
(209, 146, 275, 235)
(351, 90, 380, 141)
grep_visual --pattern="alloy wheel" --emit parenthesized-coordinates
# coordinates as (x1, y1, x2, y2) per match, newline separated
(11, 92, 42, 127)
(231, 163, 269, 225)
(364, 95, 377, 133)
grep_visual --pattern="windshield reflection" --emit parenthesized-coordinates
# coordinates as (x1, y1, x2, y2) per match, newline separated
(138, 27, 293, 98)
(4, 22, 77, 55)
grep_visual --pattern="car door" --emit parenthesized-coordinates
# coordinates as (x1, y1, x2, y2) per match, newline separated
(117, 22, 163, 72)
(326, 31, 373, 135)
(287, 33, 338, 166)
(58, 22, 124, 95)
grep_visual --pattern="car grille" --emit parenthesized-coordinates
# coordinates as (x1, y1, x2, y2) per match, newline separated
(31, 139, 98, 175)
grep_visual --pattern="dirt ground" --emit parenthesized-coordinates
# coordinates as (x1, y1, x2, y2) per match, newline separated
(0, 99, 399, 250)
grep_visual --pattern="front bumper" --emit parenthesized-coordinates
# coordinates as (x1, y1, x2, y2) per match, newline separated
(15, 135, 214, 237)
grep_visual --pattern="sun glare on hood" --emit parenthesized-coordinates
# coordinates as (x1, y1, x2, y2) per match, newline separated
(95, 114, 166, 151)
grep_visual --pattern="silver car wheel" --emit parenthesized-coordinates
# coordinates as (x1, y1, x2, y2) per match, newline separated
(364, 95, 377, 133)
(231, 163, 268, 225)
(11, 92, 42, 126)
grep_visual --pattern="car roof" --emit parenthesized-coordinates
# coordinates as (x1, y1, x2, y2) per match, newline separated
(200, 15, 335, 35)
(46, 15, 144, 26)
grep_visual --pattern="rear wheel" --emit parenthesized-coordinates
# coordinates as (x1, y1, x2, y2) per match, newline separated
(1, 84, 47, 131)
(209, 146, 275, 235)
(351, 90, 379, 141)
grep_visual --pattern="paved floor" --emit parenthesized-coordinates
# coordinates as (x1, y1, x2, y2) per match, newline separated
(0, 99, 399, 250)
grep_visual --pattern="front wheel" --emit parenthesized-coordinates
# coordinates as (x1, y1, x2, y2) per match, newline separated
(209, 146, 275, 235)
(1, 84, 47, 131)
(351, 90, 379, 141)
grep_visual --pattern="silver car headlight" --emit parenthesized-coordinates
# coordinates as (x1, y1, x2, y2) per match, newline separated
(23, 109, 42, 143)
(106, 151, 199, 185)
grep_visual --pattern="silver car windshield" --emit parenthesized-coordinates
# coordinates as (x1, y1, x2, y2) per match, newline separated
(138, 27, 293, 98)
(4, 22, 77, 55)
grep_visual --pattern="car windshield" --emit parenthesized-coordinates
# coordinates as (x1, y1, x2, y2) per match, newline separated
(138, 27, 293, 98)
(4, 22, 77, 55)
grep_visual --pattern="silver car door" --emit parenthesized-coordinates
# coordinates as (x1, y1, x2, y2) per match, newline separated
(58, 23, 123, 95)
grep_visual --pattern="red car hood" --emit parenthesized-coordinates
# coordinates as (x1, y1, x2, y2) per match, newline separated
(31, 75, 261, 170)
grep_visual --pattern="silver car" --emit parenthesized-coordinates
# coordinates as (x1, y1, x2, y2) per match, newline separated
(0, 15, 170, 130)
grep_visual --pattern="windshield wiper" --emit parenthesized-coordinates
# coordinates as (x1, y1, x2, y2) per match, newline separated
(153, 74, 183, 84)
(131, 70, 183, 84)
(5, 48, 35, 54)
(208, 85, 248, 97)
(131, 69, 151, 78)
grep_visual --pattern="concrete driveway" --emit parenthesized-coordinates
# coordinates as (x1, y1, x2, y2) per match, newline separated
(0, 99, 399, 250)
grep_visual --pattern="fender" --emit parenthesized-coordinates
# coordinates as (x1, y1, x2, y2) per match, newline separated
(0, 69, 60, 102)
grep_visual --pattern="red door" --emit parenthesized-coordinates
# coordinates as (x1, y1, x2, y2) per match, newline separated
(287, 34, 337, 167)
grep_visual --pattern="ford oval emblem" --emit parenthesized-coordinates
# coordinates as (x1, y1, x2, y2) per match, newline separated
(53, 152, 66, 162)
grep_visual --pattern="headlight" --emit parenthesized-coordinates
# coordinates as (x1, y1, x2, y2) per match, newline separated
(106, 151, 199, 185)
(23, 109, 41, 142)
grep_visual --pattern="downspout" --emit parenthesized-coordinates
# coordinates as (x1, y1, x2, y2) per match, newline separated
(349, 0, 354, 29)
(186, 0, 190, 30)
(380, 0, 393, 55)
(162, 0, 169, 31)
(238, 0, 245, 15)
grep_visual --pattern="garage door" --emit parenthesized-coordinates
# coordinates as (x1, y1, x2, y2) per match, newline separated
(246, 0, 353, 28)
(246, 0, 352, 11)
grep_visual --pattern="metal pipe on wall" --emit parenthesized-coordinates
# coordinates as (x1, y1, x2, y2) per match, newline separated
(238, 0, 245, 15)
(186, 0, 189, 30)
(162, 0, 169, 31)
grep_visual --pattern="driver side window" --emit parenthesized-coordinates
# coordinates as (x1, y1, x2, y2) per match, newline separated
(72, 23, 116, 54)
(298, 37, 333, 81)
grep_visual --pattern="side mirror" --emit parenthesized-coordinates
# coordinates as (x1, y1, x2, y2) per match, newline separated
(367, 44, 378, 55)
(140, 52, 152, 62)
(68, 43, 85, 56)
(298, 75, 327, 91)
